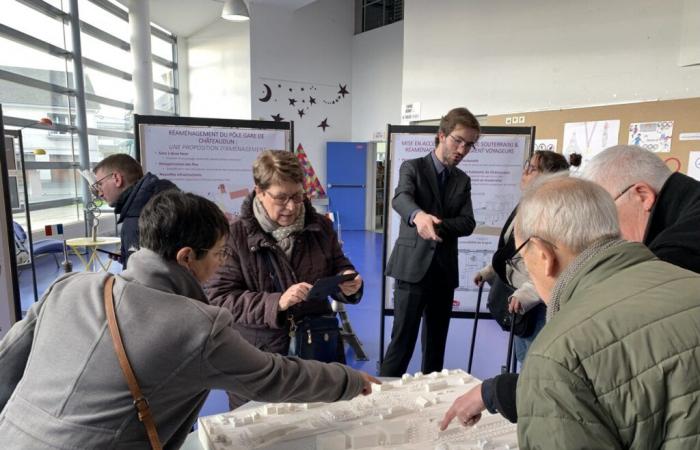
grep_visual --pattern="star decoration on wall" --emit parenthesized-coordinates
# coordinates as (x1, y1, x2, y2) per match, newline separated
(289, 98, 297, 106)
(338, 84, 349, 97)
(297, 109, 305, 118)
(309, 96, 316, 105)
(318, 118, 329, 131)
(271, 113, 284, 122)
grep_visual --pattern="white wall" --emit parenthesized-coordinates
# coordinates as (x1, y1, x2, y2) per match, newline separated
(186, 20, 251, 120)
(403, 0, 700, 120)
(250, 0, 354, 186)
(351, 20, 403, 142)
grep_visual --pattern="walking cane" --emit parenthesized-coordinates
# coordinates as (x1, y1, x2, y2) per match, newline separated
(503, 312, 516, 374)
(467, 283, 484, 373)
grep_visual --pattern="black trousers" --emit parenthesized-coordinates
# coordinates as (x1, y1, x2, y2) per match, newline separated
(380, 260, 455, 377)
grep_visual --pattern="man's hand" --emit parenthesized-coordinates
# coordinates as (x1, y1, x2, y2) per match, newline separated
(339, 270, 362, 296)
(359, 372, 382, 395)
(414, 211, 442, 242)
(508, 295, 522, 314)
(439, 384, 486, 430)
(279, 282, 312, 311)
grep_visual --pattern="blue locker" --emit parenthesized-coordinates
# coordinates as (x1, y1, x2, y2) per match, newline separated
(327, 142, 367, 230)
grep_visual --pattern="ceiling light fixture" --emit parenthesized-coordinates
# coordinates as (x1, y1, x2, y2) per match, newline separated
(222, 0, 250, 21)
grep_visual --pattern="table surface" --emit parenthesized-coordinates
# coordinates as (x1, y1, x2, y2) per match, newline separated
(65, 236, 121, 246)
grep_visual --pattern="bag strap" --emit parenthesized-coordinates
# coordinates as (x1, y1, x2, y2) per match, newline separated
(103, 276, 163, 450)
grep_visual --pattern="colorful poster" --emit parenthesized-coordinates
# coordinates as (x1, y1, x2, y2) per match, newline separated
(563, 120, 620, 166)
(140, 124, 288, 219)
(688, 151, 700, 181)
(384, 131, 529, 313)
(628, 121, 673, 152)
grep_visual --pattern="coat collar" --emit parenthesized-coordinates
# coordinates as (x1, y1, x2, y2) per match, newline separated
(239, 191, 321, 251)
(120, 248, 208, 302)
(645, 172, 700, 246)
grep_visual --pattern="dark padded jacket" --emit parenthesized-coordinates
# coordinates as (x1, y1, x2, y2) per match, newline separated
(204, 192, 361, 354)
(114, 172, 177, 268)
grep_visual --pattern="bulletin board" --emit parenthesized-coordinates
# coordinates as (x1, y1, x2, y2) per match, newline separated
(484, 97, 700, 174)
(134, 115, 293, 219)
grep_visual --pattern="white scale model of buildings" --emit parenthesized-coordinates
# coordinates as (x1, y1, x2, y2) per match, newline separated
(198, 369, 518, 450)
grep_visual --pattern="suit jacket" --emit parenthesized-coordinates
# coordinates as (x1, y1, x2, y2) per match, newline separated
(386, 152, 476, 288)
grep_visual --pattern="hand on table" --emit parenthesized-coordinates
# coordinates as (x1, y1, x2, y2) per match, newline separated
(439, 383, 486, 430)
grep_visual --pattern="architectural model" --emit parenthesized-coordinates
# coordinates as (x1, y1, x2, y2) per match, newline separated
(198, 369, 518, 450)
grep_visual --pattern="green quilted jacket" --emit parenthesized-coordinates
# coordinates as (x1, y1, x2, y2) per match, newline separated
(517, 242, 700, 449)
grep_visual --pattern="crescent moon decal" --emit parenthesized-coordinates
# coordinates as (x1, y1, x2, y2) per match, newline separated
(258, 84, 272, 102)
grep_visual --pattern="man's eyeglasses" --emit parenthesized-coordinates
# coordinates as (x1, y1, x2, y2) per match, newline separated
(523, 160, 540, 175)
(448, 134, 475, 150)
(265, 190, 305, 206)
(201, 246, 233, 261)
(90, 172, 113, 197)
(506, 236, 558, 268)
(613, 184, 635, 202)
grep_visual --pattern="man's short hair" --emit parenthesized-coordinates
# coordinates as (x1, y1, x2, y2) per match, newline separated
(139, 190, 229, 261)
(581, 145, 671, 194)
(435, 107, 481, 146)
(515, 175, 620, 253)
(94, 154, 144, 186)
(253, 150, 304, 190)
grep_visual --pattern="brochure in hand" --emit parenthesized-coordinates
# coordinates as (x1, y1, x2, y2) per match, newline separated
(305, 272, 358, 301)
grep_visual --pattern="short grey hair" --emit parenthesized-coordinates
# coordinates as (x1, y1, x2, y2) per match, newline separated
(581, 145, 671, 195)
(515, 174, 620, 253)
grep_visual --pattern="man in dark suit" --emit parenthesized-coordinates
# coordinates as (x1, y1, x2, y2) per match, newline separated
(381, 107, 479, 377)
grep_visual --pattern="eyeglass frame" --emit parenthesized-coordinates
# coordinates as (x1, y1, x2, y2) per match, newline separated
(613, 183, 635, 202)
(198, 246, 233, 261)
(264, 189, 306, 206)
(90, 172, 114, 197)
(448, 134, 476, 150)
(506, 235, 559, 269)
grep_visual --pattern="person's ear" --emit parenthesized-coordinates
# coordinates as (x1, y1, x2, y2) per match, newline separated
(438, 130, 447, 144)
(254, 186, 263, 196)
(113, 171, 125, 188)
(533, 239, 559, 279)
(633, 182, 658, 212)
(176, 247, 195, 268)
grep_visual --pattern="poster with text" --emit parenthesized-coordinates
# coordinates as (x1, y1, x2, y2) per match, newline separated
(628, 121, 673, 152)
(140, 125, 288, 218)
(688, 151, 700, 182)
(563, 120, 620, 166)
(384, 132, 529, 313)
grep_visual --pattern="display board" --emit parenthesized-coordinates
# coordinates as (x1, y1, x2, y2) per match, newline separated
(381, 125, 533, 317)
(0, 105, 21, 339)
(135, 115, 293, 218)
(485, 97, 700, 174)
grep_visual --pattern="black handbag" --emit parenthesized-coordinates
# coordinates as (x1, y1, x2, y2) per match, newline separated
(288, 315, 342, 363)
(486, 275, 544, 338)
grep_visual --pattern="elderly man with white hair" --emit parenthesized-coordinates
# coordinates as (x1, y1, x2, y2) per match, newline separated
(581, 144, 700, 273)
(509, 176, 700, 449)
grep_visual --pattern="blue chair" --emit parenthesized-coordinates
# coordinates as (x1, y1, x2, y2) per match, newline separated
(13, 221, 64, 268)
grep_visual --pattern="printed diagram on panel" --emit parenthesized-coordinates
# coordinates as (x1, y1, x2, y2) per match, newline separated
(457, 249, 493, 293)
(472, 194, 518, 229)
(198, 369, 517, 450)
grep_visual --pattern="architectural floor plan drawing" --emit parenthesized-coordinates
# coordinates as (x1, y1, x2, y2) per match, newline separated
(198, 369, 518, 450)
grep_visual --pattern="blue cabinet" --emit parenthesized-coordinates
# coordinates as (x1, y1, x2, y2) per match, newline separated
(327, 142, 367, 230)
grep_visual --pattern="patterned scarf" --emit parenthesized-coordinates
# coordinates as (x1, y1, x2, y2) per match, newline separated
(546, 236, 626, 321)
(253, 195, 305, 258)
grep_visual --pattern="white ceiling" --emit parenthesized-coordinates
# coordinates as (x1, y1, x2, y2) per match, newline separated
(116, 0, 318, 37)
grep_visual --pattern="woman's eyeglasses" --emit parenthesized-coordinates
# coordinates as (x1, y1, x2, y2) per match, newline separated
(265, 190, 305, 206)
(523, 160, 540, 175)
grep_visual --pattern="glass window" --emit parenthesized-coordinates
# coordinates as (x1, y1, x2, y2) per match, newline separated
(80, 33, 133, 73)
(153, 62, 174, 87)
(151, 35, 174, 62)
(154, 90, 176, 114)
(83, 67, 133, 103)
(0, 1, 71, 51)
(78, 0, 131, 42)
(0, 37, 71, 86)
(86, 102, 133, 133)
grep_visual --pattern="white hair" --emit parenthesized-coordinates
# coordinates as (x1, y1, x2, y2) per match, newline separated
(515, 174, 620, 253)
(581, 145, 671, 195)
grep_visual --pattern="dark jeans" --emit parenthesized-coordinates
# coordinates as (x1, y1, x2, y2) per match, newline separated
(380, 261, 455, 377)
